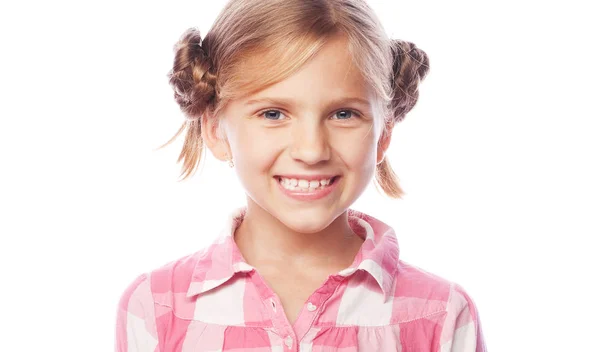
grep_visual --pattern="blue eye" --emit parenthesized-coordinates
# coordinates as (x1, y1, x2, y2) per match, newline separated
(334, 110, 355, 120)
(257, 109, 360, 121)
(261, 110, 285, 121)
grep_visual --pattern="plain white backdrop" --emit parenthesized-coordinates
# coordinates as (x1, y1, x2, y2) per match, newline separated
(0, 0, 598, 350)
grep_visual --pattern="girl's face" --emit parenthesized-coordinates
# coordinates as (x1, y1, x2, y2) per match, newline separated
(203, 35, 391, 233)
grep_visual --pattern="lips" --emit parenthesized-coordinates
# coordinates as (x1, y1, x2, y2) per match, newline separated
(275, 173, 341, 201)
(275, 175, 340, 182)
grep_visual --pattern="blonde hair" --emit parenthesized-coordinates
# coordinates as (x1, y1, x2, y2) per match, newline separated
(160, 0, 430, 199)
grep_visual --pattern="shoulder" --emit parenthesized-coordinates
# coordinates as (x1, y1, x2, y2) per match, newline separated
(392, 259, 481, 319)
(118, 247, 208, 308)
(392, 260, 486, 350)
(393, 259, 454, 303)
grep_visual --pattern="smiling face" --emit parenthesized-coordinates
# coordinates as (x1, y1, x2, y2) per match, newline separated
(202, 35, 392, 234)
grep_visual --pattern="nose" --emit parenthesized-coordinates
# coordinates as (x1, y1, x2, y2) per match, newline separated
(288, 119, 331, 165)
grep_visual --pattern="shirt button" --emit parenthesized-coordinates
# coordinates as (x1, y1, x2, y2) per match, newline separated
(307, 302, 317, 311)
(284, 335, 293, 348)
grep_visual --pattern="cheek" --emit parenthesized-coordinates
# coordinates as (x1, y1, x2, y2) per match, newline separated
(232, 127, 279, 169)
(335, 129, 378, 169)
(344, 143, 377, 173)
(232, 123, 378, 172)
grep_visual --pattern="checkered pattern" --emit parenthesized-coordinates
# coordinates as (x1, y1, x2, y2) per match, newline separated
(116, 206, 486, 351)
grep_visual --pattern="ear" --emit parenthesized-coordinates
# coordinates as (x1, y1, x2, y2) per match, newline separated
(376, 123, 393, 165)
(200, 112, 231, 162)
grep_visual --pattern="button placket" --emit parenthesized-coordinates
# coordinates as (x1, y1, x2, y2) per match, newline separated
(284, 335, 293, 348)
(295, 276, 344, 345)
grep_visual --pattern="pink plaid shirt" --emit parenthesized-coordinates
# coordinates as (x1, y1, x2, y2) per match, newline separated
(116, 206, 487, 351)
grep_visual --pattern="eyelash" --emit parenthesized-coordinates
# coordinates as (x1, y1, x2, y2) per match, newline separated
(256, 108, 362, 122)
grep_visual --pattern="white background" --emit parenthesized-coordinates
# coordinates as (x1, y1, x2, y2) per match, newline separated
(1, 0, 598, 350)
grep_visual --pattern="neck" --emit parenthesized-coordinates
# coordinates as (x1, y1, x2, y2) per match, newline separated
(233, 201, 364, 272)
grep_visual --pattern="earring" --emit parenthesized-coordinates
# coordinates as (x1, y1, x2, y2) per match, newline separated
(227, 157, 234, 168)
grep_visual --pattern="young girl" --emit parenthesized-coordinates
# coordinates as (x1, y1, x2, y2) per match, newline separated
(116, 0, 487, 351)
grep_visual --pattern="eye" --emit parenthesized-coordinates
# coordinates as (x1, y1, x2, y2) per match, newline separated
(259, 109, 286, 121)
(256, 109, 361, 121)
(332, 109, 360, 120)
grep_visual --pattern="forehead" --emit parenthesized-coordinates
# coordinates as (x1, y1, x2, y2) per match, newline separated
(237, 35, 374, 107)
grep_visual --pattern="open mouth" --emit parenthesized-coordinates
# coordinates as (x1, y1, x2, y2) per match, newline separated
(275, 175, 340, 193)
(274, 175, 341, 200)
(275, 175, 339, 183)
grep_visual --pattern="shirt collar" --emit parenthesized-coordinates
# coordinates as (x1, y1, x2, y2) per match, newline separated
(186, 206, 399, 301)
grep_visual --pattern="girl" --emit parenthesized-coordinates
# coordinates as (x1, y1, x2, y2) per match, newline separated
(116, 0, 487, 351)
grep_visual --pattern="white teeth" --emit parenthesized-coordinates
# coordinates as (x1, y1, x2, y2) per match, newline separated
(278, 176, 336, 191)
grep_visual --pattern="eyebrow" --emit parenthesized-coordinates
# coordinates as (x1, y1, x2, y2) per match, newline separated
(243, 96, 372, 109)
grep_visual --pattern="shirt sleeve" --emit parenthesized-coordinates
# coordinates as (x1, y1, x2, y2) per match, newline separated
(115, 273, 160, 352)
(439, 282, 487, 352)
